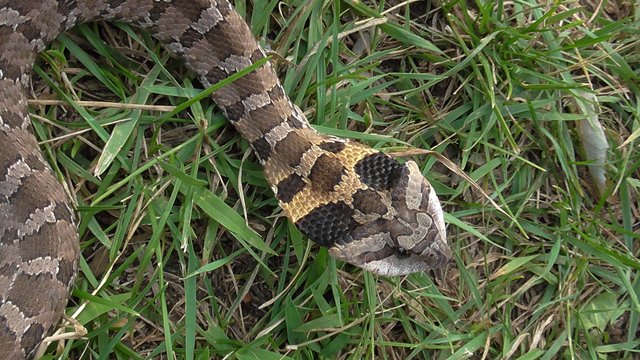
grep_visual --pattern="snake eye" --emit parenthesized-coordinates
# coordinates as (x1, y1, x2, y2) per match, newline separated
(395, 247, 409, 258)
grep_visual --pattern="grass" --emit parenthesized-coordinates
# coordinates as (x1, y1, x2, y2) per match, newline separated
(28, 0, 639, 359)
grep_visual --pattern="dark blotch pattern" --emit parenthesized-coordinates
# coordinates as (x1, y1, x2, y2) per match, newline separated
(351, 189, 387, 216)
(360, 246, 395, 263)
(296, 201, 355, 247)
(276, 173, 306, 203)
(318, 140, 346, 154)
(251, 101, 286, 135)
(56, 259, 76, 284)
(251, 137, 272, 162)
(308, 154, 345, 193)
(274, 131, 312, 167)
(223, 98, 246, 121)
(286, 114, 305, 129)
(354, 153, 402, 191)
(20, 323, 44, 359)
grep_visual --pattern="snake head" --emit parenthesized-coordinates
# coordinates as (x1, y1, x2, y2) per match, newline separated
(294, 147, 451, 276)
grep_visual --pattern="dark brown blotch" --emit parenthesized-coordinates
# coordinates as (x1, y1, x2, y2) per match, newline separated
(354, 153, 402, 191)
(318, 140, 346, 154)
(6, 272, 55, 318)
(0, 31, 30, 80)
(224, 99, 247, 121)
(226, 68, 278, 103)
(227, 83, 288, 133)
(251, 137, 272, 162)
(21, 323, 45, 359)
(14, 201, 74, 261)
(296, 201, 355, 247)
(175, 0, 209, 25)
(0, 315, 17, 343)
(276, 173, 306, 203)
(5, 170, 53, 222)
(107, 0, 129, 9)
(267, 81, 286, 101)
(351, 189, 387, 216)
(274, 131, 313, 168)
(308, 154, 345, 193)
(250, 101, 285, 135)
(56, 258, 76, 286)
(147, 0, 173, 23)
(360, 246, 396, 263)
(250, 47, 265, 63)
(201, 17, 246, 61)
(285, 113, 305, 130)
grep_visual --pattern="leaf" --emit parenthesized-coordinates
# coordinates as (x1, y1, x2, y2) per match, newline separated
(72, 290, 139, 323)
(571, 91, 609, 195)
(294, 313, 342, 333)
(492, 255, 539, 279)
(580, 291, 627, 331)
(95, 63, 163, 176)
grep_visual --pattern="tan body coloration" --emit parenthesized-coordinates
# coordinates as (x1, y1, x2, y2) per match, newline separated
(0, 0, 450, 358)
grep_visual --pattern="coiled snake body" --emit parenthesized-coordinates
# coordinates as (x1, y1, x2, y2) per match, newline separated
(0, 1, 450, 358)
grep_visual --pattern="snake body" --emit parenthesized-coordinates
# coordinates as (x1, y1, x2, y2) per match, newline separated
(0, 1, 450, 358)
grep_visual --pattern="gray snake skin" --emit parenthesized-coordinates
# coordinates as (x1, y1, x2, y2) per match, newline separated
(0, 1, 451, 358)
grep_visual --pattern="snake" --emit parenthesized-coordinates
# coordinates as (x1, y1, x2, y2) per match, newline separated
(0, 0, 451, 358)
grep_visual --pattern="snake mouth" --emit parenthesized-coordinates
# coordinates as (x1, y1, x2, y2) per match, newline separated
(353, 225, 450, 276)
(360, 252, 449, 277)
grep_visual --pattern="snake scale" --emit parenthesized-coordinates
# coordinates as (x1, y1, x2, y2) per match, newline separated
(0, 0, 451, 358)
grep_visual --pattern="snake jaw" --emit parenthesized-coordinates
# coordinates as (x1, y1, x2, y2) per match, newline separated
(326, 159, 451, 276)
